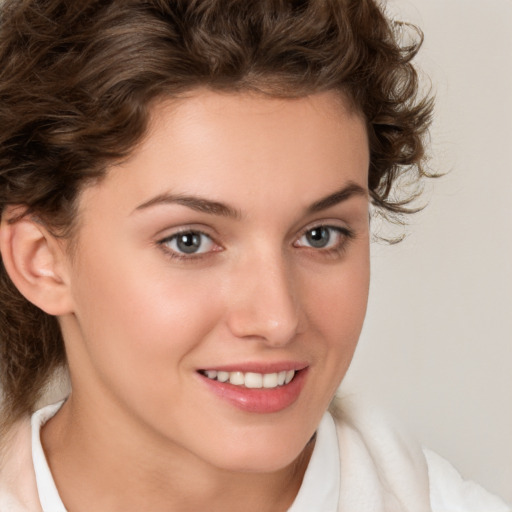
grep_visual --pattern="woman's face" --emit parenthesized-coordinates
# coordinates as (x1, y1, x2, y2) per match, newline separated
(60, 90, 370, 472)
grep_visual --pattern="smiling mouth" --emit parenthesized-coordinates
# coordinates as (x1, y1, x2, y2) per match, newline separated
(198, 369, 296, 389)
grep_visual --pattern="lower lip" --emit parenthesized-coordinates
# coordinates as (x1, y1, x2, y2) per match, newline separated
(198, 369, 308, 414)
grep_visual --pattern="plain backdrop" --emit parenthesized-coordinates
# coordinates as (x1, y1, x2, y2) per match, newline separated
(344, 0, 512, 504)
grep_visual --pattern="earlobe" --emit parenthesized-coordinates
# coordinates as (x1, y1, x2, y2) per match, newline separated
(0, 209, 74, 316)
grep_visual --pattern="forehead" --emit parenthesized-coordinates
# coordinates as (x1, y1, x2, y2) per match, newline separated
(77, 90, 369, 221)
(146, 89, 365, 153)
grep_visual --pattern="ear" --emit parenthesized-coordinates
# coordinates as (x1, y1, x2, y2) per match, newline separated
(0, 207, 74, 316)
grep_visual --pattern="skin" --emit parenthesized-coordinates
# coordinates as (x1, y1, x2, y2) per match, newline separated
(41, 90, 371, 512)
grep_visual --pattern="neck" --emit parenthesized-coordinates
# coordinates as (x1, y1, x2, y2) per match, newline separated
(41, 395, 313, 512)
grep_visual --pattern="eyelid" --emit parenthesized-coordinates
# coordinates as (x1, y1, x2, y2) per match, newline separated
(295, 220, 353, 240)
(157, 227, 223, 260)
(293, 223, 355, 253)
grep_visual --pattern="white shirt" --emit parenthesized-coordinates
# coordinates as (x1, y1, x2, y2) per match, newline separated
(31, 402, 65, 512)
(30, 402, 511, 512)
(30, 403, 339, 512)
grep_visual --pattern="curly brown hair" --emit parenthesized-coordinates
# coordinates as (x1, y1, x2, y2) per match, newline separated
(0, 0, 433, 432)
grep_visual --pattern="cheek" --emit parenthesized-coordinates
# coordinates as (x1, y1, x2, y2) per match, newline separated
(303, 245, 370, 365)
(68, 248, 224, 390)
(310, 248, 369, 322)
(66, 259, 230, 434)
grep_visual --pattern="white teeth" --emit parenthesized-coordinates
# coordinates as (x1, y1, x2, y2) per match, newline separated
(217, 371, 229, 382)
(263, 373, 278, 388)
(229, 371, 245, 386)
(202, 369, 296, 388)
(245, 372, 263, 388)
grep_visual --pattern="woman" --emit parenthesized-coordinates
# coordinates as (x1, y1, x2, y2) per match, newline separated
(0, 1, 508, 511)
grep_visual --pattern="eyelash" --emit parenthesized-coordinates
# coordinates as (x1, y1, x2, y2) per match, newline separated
(157, 225, 354, 262)
(293, 225, 354, 257)
(158, 229, 220, 261)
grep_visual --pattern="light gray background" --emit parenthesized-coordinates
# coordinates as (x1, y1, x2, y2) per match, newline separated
(344, 0, 512, 504)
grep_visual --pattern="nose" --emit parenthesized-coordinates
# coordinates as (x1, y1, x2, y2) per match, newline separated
(225, 253, 300, 347)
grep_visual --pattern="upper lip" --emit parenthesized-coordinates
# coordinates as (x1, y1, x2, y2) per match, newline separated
(198, 361, 309, 374)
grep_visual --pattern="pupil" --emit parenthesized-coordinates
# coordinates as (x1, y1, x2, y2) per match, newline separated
(306, 227, 330, 248)
(177, 232, 201, 253)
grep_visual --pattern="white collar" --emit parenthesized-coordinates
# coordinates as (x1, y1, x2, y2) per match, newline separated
(31, 401, 67, 512)
(31, 403, 340, 512)
(287, 411, 340, 512)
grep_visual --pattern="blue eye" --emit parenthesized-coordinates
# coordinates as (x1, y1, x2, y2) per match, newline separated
(304, 227, 332, 248)
(296, 226, 350, 250)
(162, 231, 215, 255)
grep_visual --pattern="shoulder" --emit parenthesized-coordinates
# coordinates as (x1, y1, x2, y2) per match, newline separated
(330, 398, 511, 512)
(331, 398, 432, 512)
(0, 416, 43, 512)
(424, 448, 511, 512)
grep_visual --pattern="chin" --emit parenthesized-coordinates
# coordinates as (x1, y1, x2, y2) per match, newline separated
(198, 424, 315, 474)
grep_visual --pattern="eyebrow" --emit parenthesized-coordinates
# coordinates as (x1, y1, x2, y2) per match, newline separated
(307, 182, 368, 213)
(134, 193, 242, 219)
(133, 181, 367, 218)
